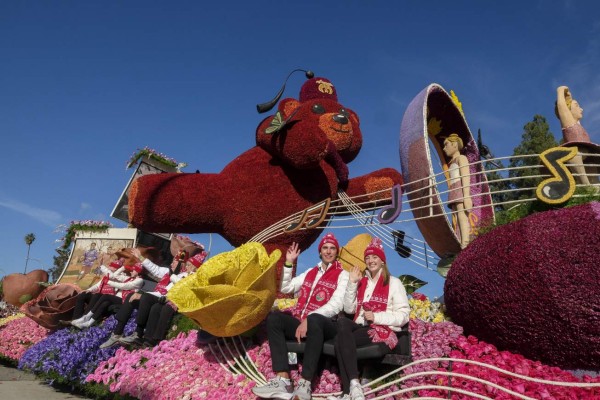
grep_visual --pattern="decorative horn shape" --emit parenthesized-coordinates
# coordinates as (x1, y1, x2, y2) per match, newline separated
(256, 69, 314, 113)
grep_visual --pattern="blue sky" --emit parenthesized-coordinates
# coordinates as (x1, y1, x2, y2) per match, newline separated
(1, 1, 599, 298)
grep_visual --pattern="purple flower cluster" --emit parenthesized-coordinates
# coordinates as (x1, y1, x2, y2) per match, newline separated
(19, 313, 137, 383)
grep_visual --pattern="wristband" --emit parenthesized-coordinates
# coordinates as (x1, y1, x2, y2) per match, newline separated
(284, 262, 294, 268)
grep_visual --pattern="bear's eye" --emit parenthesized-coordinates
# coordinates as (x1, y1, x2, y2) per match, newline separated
(312, 104, 325, 114)
(339, 108, 349, 117)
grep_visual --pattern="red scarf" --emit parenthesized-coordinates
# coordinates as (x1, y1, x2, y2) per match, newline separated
(155, 273, 171, 295)
(355, 273, 398, 349)
(291, 261, 343, 320)
(119, 277, 138, 301)
(98, 276, 116, 295)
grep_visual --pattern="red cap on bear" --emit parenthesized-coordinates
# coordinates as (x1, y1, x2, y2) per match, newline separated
(188, 251, 207, 268)
(364, 236, 386, 263)
(299, 77, 337, 102)
(318, 233, 339, 253)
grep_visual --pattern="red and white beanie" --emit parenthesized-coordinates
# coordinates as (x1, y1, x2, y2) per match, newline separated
(318, 233, 339, 253)
(188, 251, 207, 268)
(364, 236, 386, 263)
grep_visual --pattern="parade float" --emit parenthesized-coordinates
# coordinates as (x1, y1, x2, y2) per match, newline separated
(0, 73, 599, 399)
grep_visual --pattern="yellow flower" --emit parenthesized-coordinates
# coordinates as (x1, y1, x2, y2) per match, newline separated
(0, 313, 24, 327)
(167, 242, 281, 337)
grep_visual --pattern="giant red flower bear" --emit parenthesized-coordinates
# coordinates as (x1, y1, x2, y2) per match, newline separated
(128, 76, 401, 284)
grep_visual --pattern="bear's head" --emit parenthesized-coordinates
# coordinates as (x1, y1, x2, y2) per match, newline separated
(256, 77, 363, 172)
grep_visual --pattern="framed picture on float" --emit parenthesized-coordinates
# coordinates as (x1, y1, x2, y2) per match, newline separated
(55, 228, 137, 290)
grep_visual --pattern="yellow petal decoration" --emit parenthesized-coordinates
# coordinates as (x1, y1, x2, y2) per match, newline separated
(167, 242, 281, 337)
(338, 233, 372, 272)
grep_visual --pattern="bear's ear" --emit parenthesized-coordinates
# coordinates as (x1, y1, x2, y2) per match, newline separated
(256, 98, 301, 140)
(279, 98, 300, 119)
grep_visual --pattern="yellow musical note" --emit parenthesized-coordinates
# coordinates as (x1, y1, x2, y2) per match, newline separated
(536, 146, 578, 205)
(283, 198, 331, 232)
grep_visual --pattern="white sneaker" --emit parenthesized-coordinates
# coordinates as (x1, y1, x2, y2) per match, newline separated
(291, 378, 311, 400)
(327, 394, 350, 400)
(349, 382, 365, 400)
(117, 332, 140, 344)
(99, 334, 122, 349)
(73, 318, 95, 329)
(252, 377, 293, 399)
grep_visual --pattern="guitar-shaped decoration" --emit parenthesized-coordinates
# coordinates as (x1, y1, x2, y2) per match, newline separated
(536, 146, 578, 204)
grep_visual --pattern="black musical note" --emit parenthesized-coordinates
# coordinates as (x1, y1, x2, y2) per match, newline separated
(536, 146, 578, 204)
(392, 230, 411, 258)
(284, 198, 331, 232)
(377, 184, 403, 224)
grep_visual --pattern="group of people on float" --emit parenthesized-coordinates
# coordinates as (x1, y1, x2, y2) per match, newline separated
(253, 232, 410, 400)
(63, 244, 207, 349)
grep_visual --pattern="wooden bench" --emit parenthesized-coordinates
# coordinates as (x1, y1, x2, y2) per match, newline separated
(285, 323, 412, 366)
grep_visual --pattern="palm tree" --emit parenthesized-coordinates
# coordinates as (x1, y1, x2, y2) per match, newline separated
(24, 233, 36, 273)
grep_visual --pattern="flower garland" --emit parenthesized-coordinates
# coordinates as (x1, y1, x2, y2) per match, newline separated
(126, 147, 186, 170)
(56, 220, 113, 250)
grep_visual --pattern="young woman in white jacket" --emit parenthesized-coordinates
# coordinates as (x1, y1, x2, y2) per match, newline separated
(328, 237, 410, 400)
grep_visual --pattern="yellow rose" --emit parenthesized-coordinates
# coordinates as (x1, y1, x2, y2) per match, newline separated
(167, 242, 281, 337)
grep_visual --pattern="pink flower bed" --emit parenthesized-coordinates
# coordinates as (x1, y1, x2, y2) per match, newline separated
(87, 330, 255, 399)
(403, 319, 600, 399)
(0, 316, 49, 361)
(86, 315, 600, 399)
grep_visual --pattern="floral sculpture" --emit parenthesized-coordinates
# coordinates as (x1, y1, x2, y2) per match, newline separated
(21, 283, 81, 330)
(128, 75, 401, 286)
(167, 242, 281, 337)
(445, 201, 600, 370)
(2, 269, 49, 307)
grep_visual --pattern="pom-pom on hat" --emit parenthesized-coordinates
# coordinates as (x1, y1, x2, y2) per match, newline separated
(188, 251, 207, 268)
(364, 236, 386, 263)
(318, 233, 339, 253)
(300, 77, 337, 102)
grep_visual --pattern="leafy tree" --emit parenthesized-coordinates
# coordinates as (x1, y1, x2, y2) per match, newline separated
(507, 115, 558, 201)
(48, 248, 70, 282)
(24, 233, 36, 273)
(484, 165, 512, 211)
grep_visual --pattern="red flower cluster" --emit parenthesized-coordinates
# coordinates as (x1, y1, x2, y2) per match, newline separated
(445, 202, 600, 370)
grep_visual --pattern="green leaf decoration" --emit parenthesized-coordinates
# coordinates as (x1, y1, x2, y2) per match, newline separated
(265, 111, 284, 134)
(19, 294, 33, 304)
(398, 275, 428, 295)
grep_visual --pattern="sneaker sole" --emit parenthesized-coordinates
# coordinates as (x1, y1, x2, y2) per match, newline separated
(251, 390, 293, 399)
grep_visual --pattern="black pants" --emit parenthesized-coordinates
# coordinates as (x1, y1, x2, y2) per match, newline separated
(144, 303, 177, 343)
(135, 293, 162, 336)
(114, 293, 141, 335)
(73, 292, 103, 319)
(267, 311, 337, 381)
(90, 294, 122, 320)
(334, 317, 389, 394)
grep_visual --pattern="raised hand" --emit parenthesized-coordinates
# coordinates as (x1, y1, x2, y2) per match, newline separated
(286, 242, 301, 264)
(349, 265, 363, 284)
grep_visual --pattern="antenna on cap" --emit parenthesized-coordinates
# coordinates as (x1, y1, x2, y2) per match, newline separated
(256, 69, 314, 113)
